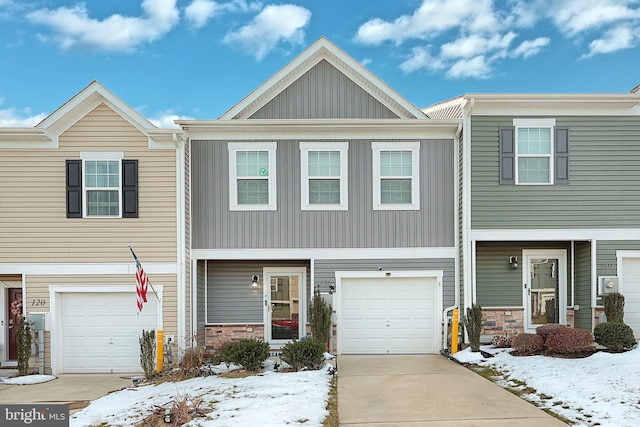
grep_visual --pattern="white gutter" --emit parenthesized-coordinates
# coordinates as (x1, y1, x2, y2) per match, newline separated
(442, 121, 464, 351)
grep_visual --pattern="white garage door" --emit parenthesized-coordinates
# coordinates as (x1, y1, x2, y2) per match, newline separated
(340, 276, 439, 354)
(621, 258, 640, 338)
(60, 292, 158, 373)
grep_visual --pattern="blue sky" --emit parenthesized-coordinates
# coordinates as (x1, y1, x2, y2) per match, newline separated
(1, 0, 639, 127)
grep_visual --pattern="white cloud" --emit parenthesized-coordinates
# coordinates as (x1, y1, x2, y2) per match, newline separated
(440, 32, 517, 60)
(0, 100, 47, 127)
(354, 0, 502, 45)
(447, 55, 491, 79)
(399, 46, 445, 73)
(26, 0, 180, 52)
(223, 4, 311, 60)
(148, 111, 194, 128)
(548, 0, 640, 36)
(185, 0, 221, 28)
(512, 37, 550, 58)
(184, 0, 263, 29)
(582, 26, 637, 58)
(360, 58, 372, 67)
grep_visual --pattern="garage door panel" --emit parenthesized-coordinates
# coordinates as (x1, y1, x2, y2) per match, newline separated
(340, 276, 439, 355)
(61, 292, 157, 373)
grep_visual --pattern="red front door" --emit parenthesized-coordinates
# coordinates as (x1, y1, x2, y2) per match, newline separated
(8, 288, 22, 360)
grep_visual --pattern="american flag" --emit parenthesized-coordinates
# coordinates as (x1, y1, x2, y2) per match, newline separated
(129, 247, 149, 312)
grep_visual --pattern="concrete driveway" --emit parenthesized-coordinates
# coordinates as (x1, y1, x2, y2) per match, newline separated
(0, 372, 134, 412)
(337, 355, 567, 426)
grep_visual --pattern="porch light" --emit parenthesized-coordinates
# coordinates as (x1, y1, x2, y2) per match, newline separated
(509, 256, 518, 270)
(251, 275, 260, 289)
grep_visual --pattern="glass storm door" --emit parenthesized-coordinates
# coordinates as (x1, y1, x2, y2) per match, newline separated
(264, 268, 306, 344)
(523, 250, 567, 330)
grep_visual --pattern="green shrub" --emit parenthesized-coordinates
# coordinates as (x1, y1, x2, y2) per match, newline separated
(308, 290, 332, 348)
(604, 292, 625, 323)
(512, 333, 544, 355)
(280, 338, 326, 371)
(139, 329, 156, 379)
(17, 318, 32, 376)
(464, 304, 483, 352)
(545, 328, 595, 355)
(221, 338, 270, 372)
(536, 323, 568, 341)
(594, 322, 637, 352)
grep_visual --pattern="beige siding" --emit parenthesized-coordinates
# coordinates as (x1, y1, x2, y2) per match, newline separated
(0, 104, 177, 263)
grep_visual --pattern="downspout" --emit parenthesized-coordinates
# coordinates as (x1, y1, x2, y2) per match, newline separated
(442, 121, 464, 351)
(174, 131, 186, 358)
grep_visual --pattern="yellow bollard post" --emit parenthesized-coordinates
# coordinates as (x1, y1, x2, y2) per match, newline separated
(156, 329, 164, 373)
(451, 309, 459, 355)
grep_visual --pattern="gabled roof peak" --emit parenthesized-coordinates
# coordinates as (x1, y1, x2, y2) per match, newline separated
(219, 36, 427, 120)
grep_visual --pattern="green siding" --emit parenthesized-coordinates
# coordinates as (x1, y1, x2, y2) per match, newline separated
(471, 116, 640, 229)
(574, 242, 592, 330)
(476, 242, 572, 307)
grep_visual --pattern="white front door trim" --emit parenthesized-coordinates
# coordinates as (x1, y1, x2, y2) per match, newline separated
(263, 267, 307, 346)
(522, 250, 567, 331)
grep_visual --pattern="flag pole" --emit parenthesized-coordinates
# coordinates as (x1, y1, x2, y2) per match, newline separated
(128, 245, 161, 303)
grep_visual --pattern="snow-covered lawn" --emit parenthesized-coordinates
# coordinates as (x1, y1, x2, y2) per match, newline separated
(67, 360, 333, 427)
(454, 345, 640, 427)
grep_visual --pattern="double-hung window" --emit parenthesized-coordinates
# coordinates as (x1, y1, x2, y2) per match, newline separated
(372, 141, 420, 210)
(515, 118, 554, 184)
(228, 142, 277, 211)
(300, 142, 348, 210)
(500, 119, 569, 185)
(66, 152, 138, 218)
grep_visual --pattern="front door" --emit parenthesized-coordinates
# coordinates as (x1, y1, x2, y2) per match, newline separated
(7, 288, 22, 360)
(264, 267, 306, 345)
(523, 250, 567, 330)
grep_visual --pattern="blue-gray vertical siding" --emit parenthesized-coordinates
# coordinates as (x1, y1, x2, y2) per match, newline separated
(197, 260, 206, 330)
(471, 116, 640, 229)
(191, 139, 455, 249)
(314, 258, 455, 309)
(249, 60, 399, 119)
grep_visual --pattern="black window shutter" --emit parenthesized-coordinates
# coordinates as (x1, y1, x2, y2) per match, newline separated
(122, 159, 138, 218)
(66, 160, 82, 218)
(499, 126, 515, 185)
(555, 127, 570, 185)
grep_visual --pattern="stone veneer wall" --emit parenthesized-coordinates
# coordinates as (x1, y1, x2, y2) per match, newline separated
(205, 324, 264, 351)
(480, 307, 577, 342)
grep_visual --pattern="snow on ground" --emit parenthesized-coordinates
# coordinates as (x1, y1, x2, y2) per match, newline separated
(0, 374, 56, 385)
(454, 345, 640, 427)
(70, 360, 332, 427)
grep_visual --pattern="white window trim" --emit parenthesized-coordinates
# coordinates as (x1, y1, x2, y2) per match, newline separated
(372, 141, 420, 210)
(300, 141, 348, 211)
(228, 142, 277, 211)
(80, 151, 124, 218)
(513, 118, 555, 185)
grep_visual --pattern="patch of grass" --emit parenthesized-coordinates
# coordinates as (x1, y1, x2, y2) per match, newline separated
(218, 370, 257, 379)
(323, 376, 338, 427)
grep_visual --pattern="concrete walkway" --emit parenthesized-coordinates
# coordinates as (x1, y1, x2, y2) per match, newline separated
(337, 355, 567, 426)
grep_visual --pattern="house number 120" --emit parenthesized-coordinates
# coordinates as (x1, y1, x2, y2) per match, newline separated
(31, 299, 46, 307)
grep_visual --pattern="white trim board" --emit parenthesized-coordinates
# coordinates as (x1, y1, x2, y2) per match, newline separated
(191, 247, 456, 260)
(471, 229, 640, 241)
(0, 263, 178, 275)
